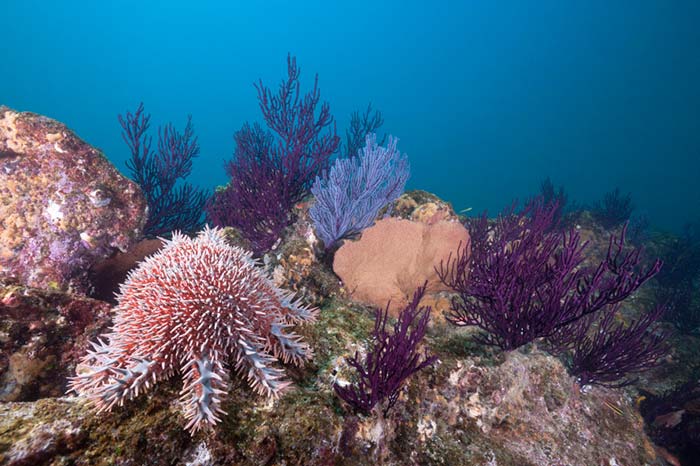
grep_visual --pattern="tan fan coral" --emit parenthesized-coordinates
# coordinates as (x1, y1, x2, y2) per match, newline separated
(333, 218, 470, 315)
(69, 227, 316, 434)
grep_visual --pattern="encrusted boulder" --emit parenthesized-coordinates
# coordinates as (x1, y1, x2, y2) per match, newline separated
(0, 106, 147, 292)
(0, 279, 111, 402)
(392, 190, 462, 224)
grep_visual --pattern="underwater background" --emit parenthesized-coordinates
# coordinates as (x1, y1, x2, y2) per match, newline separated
(5, 2, 700, 465)
(4, 0, 700, 232)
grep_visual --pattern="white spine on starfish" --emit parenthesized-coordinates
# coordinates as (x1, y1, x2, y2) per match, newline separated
(69, 336, 157, 412)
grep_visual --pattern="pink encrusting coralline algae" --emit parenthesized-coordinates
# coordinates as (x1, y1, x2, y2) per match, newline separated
(69, 226, 316, 434)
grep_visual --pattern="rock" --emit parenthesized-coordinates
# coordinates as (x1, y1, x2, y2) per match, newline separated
(333, 217, 469, 315)
(0, 294, 662, 465)
(0, 279, 111, 402)
(0, 398, 88, 466)
(0, 106, 147, 292)
(265, 205, 342, 307)
(89, 238, 164, 303)
(0, 185, 672, 465)
(392, 190, 462, 224)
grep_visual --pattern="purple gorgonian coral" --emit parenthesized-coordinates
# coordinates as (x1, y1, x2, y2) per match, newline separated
(119, 103, 207, 237)
(334, 284, 437, 416)
(437, 199, 661, 351)
(206, 55, 339, 254)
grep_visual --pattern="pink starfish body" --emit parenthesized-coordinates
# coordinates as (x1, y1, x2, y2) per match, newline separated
(69, 227, 315, 434)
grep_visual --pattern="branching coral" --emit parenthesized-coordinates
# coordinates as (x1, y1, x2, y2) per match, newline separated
(592, 187, 634, 229)
(438, 199, 667, 386)
(342, 103, 384, 159)
(437, 199, 661, 350)
(547, 303, 668, 387)
(334, 284, 437, 415)
(119, 103, 207, 237)
(206, 55, 340, 253)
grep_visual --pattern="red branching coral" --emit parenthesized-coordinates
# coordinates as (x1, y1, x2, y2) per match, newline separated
(69, 227, 316, 434)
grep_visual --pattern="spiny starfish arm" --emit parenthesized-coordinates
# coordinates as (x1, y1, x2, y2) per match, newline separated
(180, 349, 229, 434)
(234, 336, 291, 398)
(268, 322, 314, 366)
(74, 352, 158, 412)
(274, 289, 318, 323)
(68, 337, 122, 395)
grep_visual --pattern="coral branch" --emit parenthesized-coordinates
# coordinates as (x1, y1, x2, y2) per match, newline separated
(334, 284, 437, 416)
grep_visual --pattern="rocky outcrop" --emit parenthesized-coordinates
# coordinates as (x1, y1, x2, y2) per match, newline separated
(0, 106, 147, 292)
(0, 279, 111, 402)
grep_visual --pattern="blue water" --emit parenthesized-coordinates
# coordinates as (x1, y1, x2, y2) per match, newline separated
(4, 1, 699, 232)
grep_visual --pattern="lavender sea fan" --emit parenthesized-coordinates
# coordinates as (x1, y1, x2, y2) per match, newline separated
(334, 284, 437, 416)
(310, 133, 409, 250)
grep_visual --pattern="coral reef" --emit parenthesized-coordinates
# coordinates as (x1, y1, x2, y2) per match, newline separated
(69, 227, 316, 434)
(0, 106, 147, 292)
(0, 98, 689, 465)
(0, 193, 680, 465)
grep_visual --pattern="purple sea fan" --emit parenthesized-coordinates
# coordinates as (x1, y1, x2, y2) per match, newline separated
(334, 284, 437, 416)
(547, 303, 669, 388)
(68, 226, 316, 434)
(206, 55, 339, 253)
(310, 133, 410, 250)
(119, 103, 207, 237)
(437, 200, 662, 351)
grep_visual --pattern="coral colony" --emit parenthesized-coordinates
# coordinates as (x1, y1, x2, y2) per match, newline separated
(206, 55, 339, 254)
(119, 103, 207, 237)
(69, 227, 315, 433)
(310, 133, 410, 250)
(334, 284, 437, 415)
(437, 199, 667, 386)
(341, 103, 384, 159)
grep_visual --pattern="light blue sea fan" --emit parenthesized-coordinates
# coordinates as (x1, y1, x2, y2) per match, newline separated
(310, 133, 410, 249)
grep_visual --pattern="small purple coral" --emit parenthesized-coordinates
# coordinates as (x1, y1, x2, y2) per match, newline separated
(334, 284, 437, 416)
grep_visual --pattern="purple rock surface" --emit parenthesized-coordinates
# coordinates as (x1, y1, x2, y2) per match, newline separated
(0, 106, 147, 292)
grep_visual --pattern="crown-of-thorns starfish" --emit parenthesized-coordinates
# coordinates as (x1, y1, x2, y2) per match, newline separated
(69, 227, 316, 434)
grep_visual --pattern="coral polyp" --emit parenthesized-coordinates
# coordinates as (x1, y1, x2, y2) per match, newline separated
(69, 227, 316, 434)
